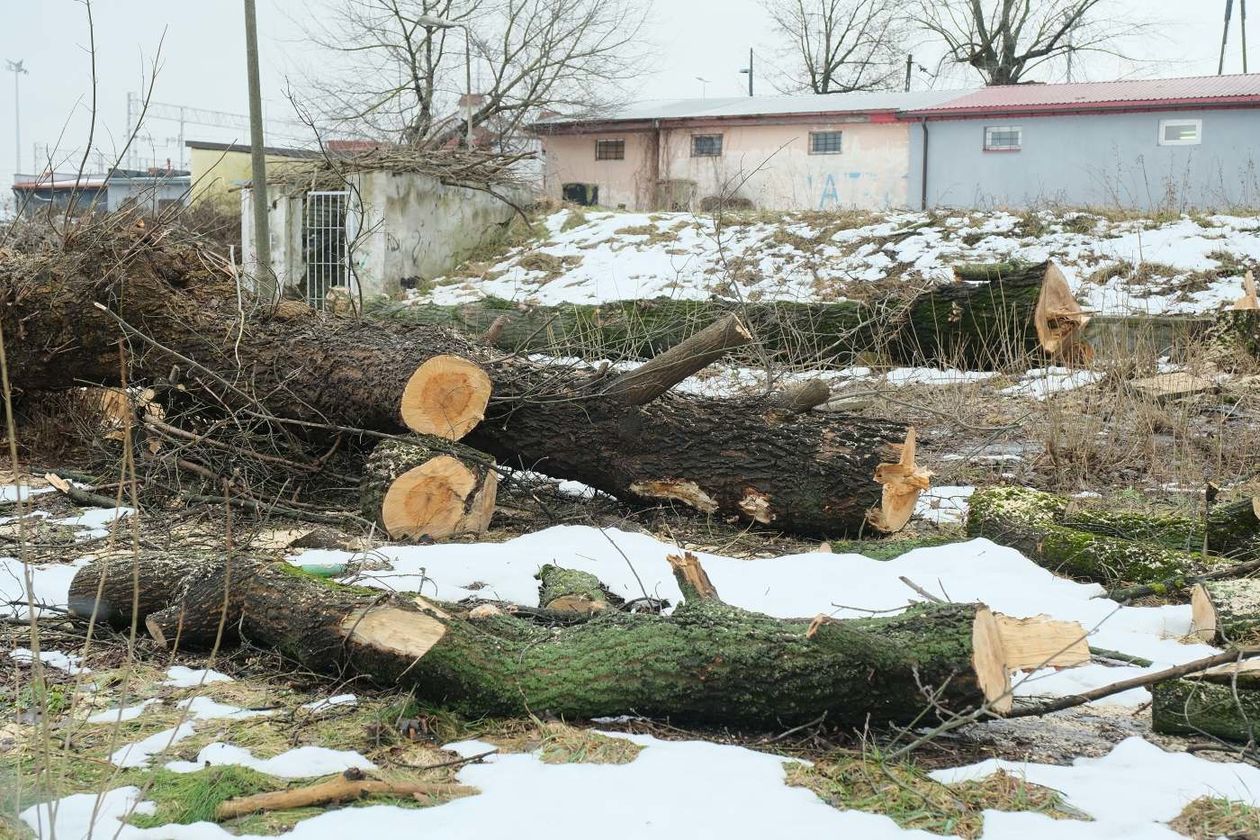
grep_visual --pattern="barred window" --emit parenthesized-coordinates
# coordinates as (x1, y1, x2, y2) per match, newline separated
(983, 126, 1022, 151)
(809, 131, 843, 154)
(691, 134, 723, 157)
(595, 139, 625, 160)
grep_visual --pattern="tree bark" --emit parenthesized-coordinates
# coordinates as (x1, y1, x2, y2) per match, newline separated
(1191, 580, 1260, 645)
(0, 228, 919, 537)
(1152, 670, 1260, 742)
(66, 552, 1020, 728)
(966, 486, 1230, 585)
(369, 261, 1088, 369)
(600, 313, 751, 405)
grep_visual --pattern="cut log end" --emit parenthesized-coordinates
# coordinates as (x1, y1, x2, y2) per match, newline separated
(379, 455, 498, 540)
(1234, 270, 1259, 311)
(400, 354, 492, 440)
(867, 427, 932, 534)
(1034, 262, 1091, 363)
(971, 607, 1013, 714)
(1190, 583, 1218, 643)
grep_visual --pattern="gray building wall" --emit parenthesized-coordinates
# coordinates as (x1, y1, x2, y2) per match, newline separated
(908, 108, 1260, 211)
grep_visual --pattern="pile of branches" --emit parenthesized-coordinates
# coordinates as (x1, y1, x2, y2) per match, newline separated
(267, 146, 536, 194)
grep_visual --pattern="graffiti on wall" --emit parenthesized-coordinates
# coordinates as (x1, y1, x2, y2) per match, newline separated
(806, 172, 870, 210)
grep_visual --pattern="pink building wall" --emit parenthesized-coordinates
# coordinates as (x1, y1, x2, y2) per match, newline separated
(540, 120, 913, 211)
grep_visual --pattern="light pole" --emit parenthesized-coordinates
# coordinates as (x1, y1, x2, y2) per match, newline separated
(6, 59, 27, 176)
(416, 14, 473, 148)
(695, 76, 710, 98)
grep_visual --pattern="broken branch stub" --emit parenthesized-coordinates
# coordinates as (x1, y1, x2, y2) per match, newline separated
(602, 313, 752, 406)
(867, 427, 932, 533)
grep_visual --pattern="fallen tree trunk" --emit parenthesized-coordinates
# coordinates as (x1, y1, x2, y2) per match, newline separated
(370, 261, 1089, 369)
(1152, 663, 1260, 742)
(68, 551, 1032, 728)
(0, 227, 919, 537)
(1060, 496, 1260, 559)
(966, 486, 1230, 585)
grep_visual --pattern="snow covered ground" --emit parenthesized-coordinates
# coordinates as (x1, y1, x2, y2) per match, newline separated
(414, 208, 1260, 317)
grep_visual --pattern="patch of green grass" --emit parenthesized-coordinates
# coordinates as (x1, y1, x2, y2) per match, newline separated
(787, 755, 1081, 838)
(559, 208, 588, 232)
(128, 766, 277, 828)
(1170, 796, 1260, 839)
(828, 535, 959, 560)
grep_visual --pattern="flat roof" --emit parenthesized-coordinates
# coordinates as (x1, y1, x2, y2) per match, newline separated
(534, 90, 975, 129)
(185, 140, 320, 158)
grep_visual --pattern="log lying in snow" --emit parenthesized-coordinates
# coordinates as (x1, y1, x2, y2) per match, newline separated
(0, 227, 923, 537)
(360, 436, 498, 540)
(1152, 661, 1260, 742)
(63, 550, 1095, 727)
(369, 261, 1090, 369)
(966, 486, 1232, 585)
(1191, 580, 1260, 645)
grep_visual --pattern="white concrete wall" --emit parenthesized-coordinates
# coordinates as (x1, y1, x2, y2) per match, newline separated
(242, 170, 520, 301)
(349, 170, 520, 297)
(541, 120, 913, 211)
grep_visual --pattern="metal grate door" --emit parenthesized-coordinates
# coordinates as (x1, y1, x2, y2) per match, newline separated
(302, 190, 350, 309)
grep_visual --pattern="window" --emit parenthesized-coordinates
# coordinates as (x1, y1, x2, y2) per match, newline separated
(691, 134, 723, 157)
(983, 126, 1022, 151)
(595, 139, 625, 160)
(809, 131, 843, 155)
(1158, 119, 1202, 146)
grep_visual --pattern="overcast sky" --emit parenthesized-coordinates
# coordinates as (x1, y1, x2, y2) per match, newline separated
(0, 0, 1245, 182)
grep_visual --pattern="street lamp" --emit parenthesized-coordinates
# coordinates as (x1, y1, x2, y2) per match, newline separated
(6, 59, 28, 175)
(416, 14, 474, 149)
(695, 76, 710, 98)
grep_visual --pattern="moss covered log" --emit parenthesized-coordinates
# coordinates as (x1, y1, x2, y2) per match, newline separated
(1152, 672, 1260, 742)
(370, 261, 1080, 369)
(1191, 580, 1260, 646)
(536, 564, 619, 613)
(966, 486, 1231, 586)
(0, 224, 916, 538)
(67, 553, 1014, 729)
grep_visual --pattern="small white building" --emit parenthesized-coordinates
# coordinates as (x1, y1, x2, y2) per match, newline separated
(242, 154, 526, 305)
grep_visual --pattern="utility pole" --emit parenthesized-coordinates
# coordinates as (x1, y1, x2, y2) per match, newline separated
(904, 55, 913, 92)
(243, 0, 275, 302)
(739, 48, 754, 96)
(1220, 0, 1236, 75)
(1243, 0, 1249, 73)
(5, 60, 27, 176)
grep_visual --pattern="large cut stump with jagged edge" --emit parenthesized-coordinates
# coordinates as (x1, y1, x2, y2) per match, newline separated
(400, 354, 492, 440)
(61, 551, 1093, 728)
(360, 436, 498, 540)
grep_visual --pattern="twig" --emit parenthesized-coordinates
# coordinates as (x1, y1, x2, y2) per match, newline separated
(1104, 555, 1260, 603)
(899, 576, 945, 603)
(1004, 647, 1260, 719)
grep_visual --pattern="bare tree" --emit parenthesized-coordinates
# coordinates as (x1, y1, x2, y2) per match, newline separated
(304, 0, 650, 148)
(764, 0, 907, 94)
(915, 0, 1135, 85)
